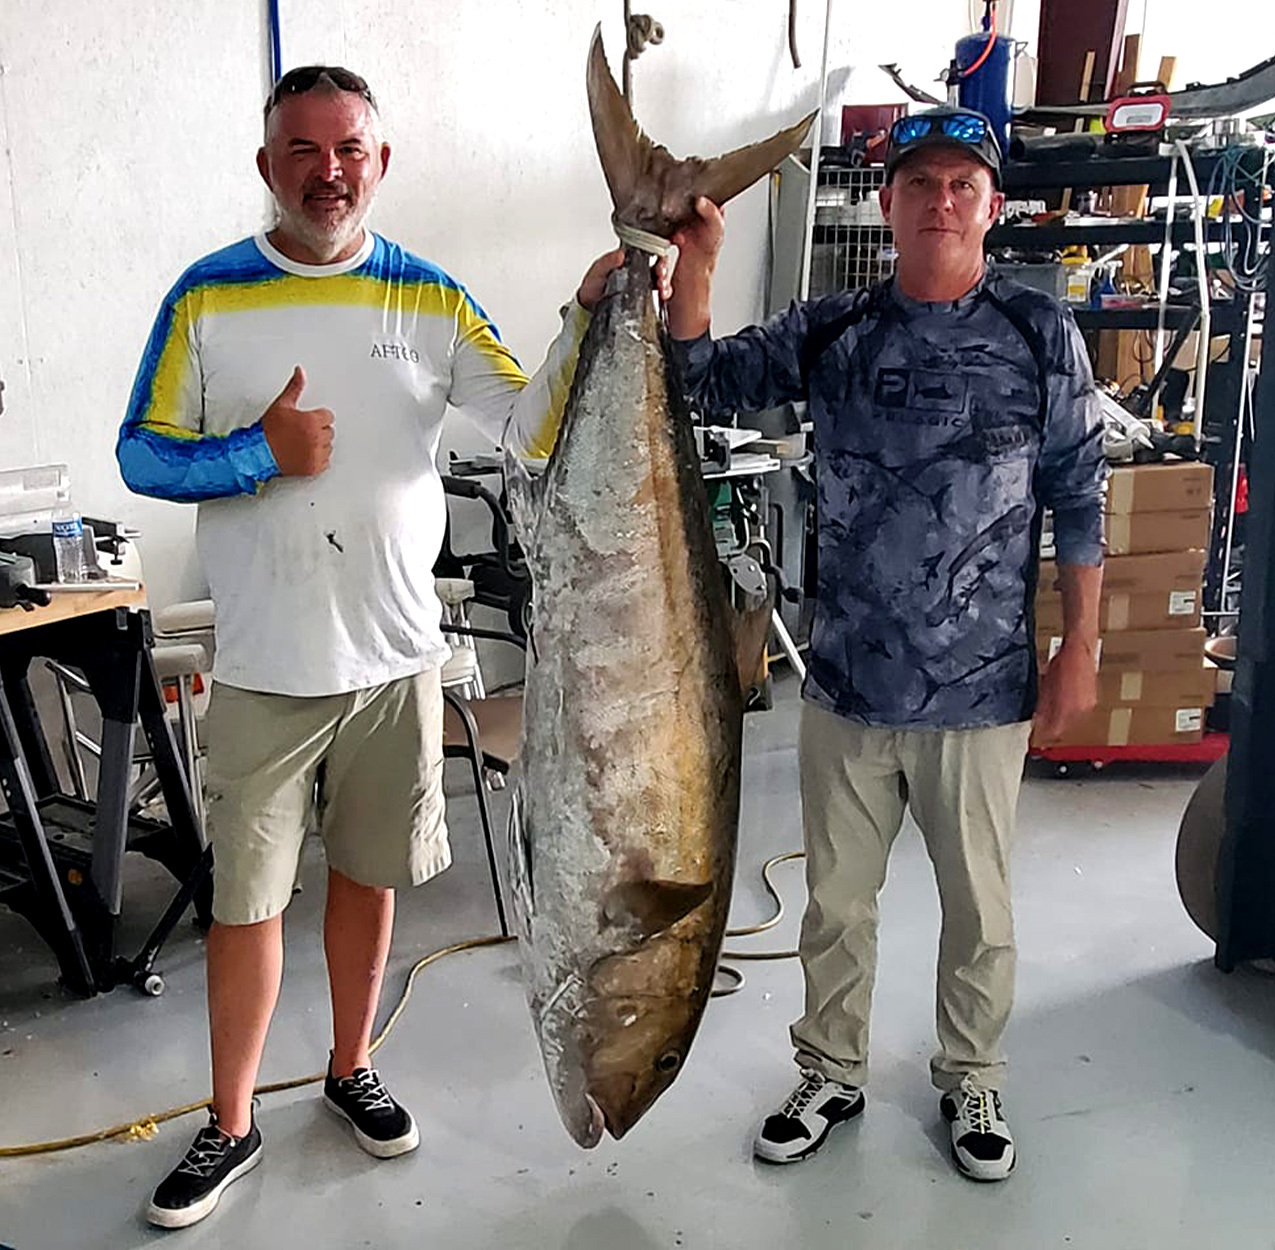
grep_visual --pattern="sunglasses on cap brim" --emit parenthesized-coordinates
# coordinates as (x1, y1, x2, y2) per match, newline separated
(889, 112, 991, 148)
(266, 66, 378, 116)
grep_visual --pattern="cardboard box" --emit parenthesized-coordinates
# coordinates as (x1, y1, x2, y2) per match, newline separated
(1096, 332, 1261, 391)
(1105, 461, 1215, 514)
(1038, 550, 1206, 597)
(1036, 627, 1206, 672)
(1105, 509, 1211, 556)
(1038, 704, 1206, 748)
(1035, 590, 1201, 632)
(1095, 662, 1219, 708)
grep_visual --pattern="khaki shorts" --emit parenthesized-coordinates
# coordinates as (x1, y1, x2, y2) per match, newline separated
(205, 671, 450, 925)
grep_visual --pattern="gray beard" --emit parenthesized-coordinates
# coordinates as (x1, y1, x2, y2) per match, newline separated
(271, 197, 373, 263)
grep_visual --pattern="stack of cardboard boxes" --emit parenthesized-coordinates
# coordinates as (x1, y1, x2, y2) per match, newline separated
(1035, 460, 1217, 748)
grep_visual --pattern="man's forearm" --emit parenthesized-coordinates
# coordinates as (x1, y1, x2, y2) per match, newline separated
(666, 267, 712, 341)
(1056, 562, 1103, 652)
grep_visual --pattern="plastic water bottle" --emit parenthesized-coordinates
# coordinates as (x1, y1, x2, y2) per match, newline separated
(52, 508, 88, 583)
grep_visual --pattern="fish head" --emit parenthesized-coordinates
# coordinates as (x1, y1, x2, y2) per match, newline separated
(583, 987, 699, 1140)
(536, 971, 696, 1147)
(580, 925, 712, 1139)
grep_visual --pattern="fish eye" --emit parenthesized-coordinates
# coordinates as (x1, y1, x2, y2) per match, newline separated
(656, 1051, 681, 1073)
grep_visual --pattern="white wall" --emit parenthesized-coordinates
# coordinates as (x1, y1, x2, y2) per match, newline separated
(0, 0, 977, 607)
(6, 2, 1264, 608)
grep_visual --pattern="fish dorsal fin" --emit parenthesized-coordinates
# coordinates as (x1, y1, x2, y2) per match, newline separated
(586, 25, 816, 236)
(603, 879, 713, 940)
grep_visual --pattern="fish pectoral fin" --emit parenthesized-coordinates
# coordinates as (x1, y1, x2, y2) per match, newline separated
(733, 594, 775, 697)
(602, 879, 713, 940)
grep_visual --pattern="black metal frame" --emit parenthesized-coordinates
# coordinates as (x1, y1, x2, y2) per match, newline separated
(989, 154, 1265, 626)
(441, 623, 528, 941)
(1215, 254, 1275, 969)
(0, 605, 210, 996)
(435, 475, 532, 639)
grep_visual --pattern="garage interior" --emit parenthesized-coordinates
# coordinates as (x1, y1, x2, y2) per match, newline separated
(1, 2, 1274, 1247)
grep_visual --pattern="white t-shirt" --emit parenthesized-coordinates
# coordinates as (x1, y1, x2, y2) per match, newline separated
(119, 230, 587, 695)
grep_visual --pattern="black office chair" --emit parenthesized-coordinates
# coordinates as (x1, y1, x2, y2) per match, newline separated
(440, 623, 526, 939)
(435, 476, 532, 639)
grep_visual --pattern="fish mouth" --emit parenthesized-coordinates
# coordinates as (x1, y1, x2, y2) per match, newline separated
(551, 1080, 606, 1149)
(593, 1093, 640, 1141)
(587, 1068, 676, 1141)
(575, 1093, 606, 1148)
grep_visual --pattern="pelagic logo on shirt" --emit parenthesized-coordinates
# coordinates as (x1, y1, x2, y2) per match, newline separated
(370, 341, 420, 363)
(874, 367, 968, 414)
(871, 366, 1034, 454)
(872, 367, 969, 428)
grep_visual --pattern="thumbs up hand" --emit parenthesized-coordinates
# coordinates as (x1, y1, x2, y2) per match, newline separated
(261, 366, 335, 477)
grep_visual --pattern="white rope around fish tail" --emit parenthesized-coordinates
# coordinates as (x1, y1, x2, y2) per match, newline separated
(612, 217, 677, 260)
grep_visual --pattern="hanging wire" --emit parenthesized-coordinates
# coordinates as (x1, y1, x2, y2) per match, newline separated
(1205, 142, 1272, 296)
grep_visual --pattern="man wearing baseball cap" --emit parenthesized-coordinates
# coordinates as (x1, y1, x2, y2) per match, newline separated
(661, 105, 1106, 1180)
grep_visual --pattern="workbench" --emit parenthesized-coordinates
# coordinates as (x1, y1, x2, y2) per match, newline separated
(0, 588, 210, 997)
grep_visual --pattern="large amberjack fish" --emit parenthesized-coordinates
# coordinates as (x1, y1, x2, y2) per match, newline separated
(504, 28, 814, 1148)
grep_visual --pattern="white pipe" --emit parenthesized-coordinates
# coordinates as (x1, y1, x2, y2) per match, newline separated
(798, 0, 835, 301)
(1219, 286, 1259, 613)
(1153, 152, 1178, 385)
(1174, 140, 1210, 447)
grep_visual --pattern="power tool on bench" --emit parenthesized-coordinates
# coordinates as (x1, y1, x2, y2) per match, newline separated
(0, 551, 51, 611)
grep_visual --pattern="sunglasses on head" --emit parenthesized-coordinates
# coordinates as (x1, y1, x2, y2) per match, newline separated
(265, 65, 378, 118)
(889, 112, 990, 148)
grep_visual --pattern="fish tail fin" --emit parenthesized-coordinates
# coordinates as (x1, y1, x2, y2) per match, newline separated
(586, 25, 815, 234)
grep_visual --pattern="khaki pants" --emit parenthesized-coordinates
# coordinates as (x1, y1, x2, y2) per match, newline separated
(205, 671, 449, 926)
(791, 701, 1031, 1093)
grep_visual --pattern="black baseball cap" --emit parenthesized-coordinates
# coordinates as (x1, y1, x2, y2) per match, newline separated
(885, 106, 1002, 186)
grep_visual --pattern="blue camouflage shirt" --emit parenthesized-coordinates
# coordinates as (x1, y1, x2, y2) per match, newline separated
(674, 270, 1106, 730)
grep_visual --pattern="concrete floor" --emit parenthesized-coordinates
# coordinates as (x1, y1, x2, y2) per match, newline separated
(3, 674, 1274, 1250)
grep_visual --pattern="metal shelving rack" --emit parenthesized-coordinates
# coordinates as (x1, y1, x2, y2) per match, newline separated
(809, 163, 895, 294)
(997, 146, 1268, 626)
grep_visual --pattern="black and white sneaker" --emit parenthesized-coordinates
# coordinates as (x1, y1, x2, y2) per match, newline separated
(324, 1060, 420, 1158)
(940, 1076, 1016, 1182)
(146, 1111, 263, 1229)
(754, 1069, 865, 1164)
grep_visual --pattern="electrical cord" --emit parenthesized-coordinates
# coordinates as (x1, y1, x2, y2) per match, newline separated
(0, 854, 809, 1158)
(1205, 141, 1271, 296)
(0, 935, 512, 1159)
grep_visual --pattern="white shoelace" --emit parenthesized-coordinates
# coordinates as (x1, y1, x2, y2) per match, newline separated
(957, 1080, 1003, 1136)
(339, 1068, 394, 1113)
(780, 1071, 829, 1118)
(176, 1127, 237, 1178)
